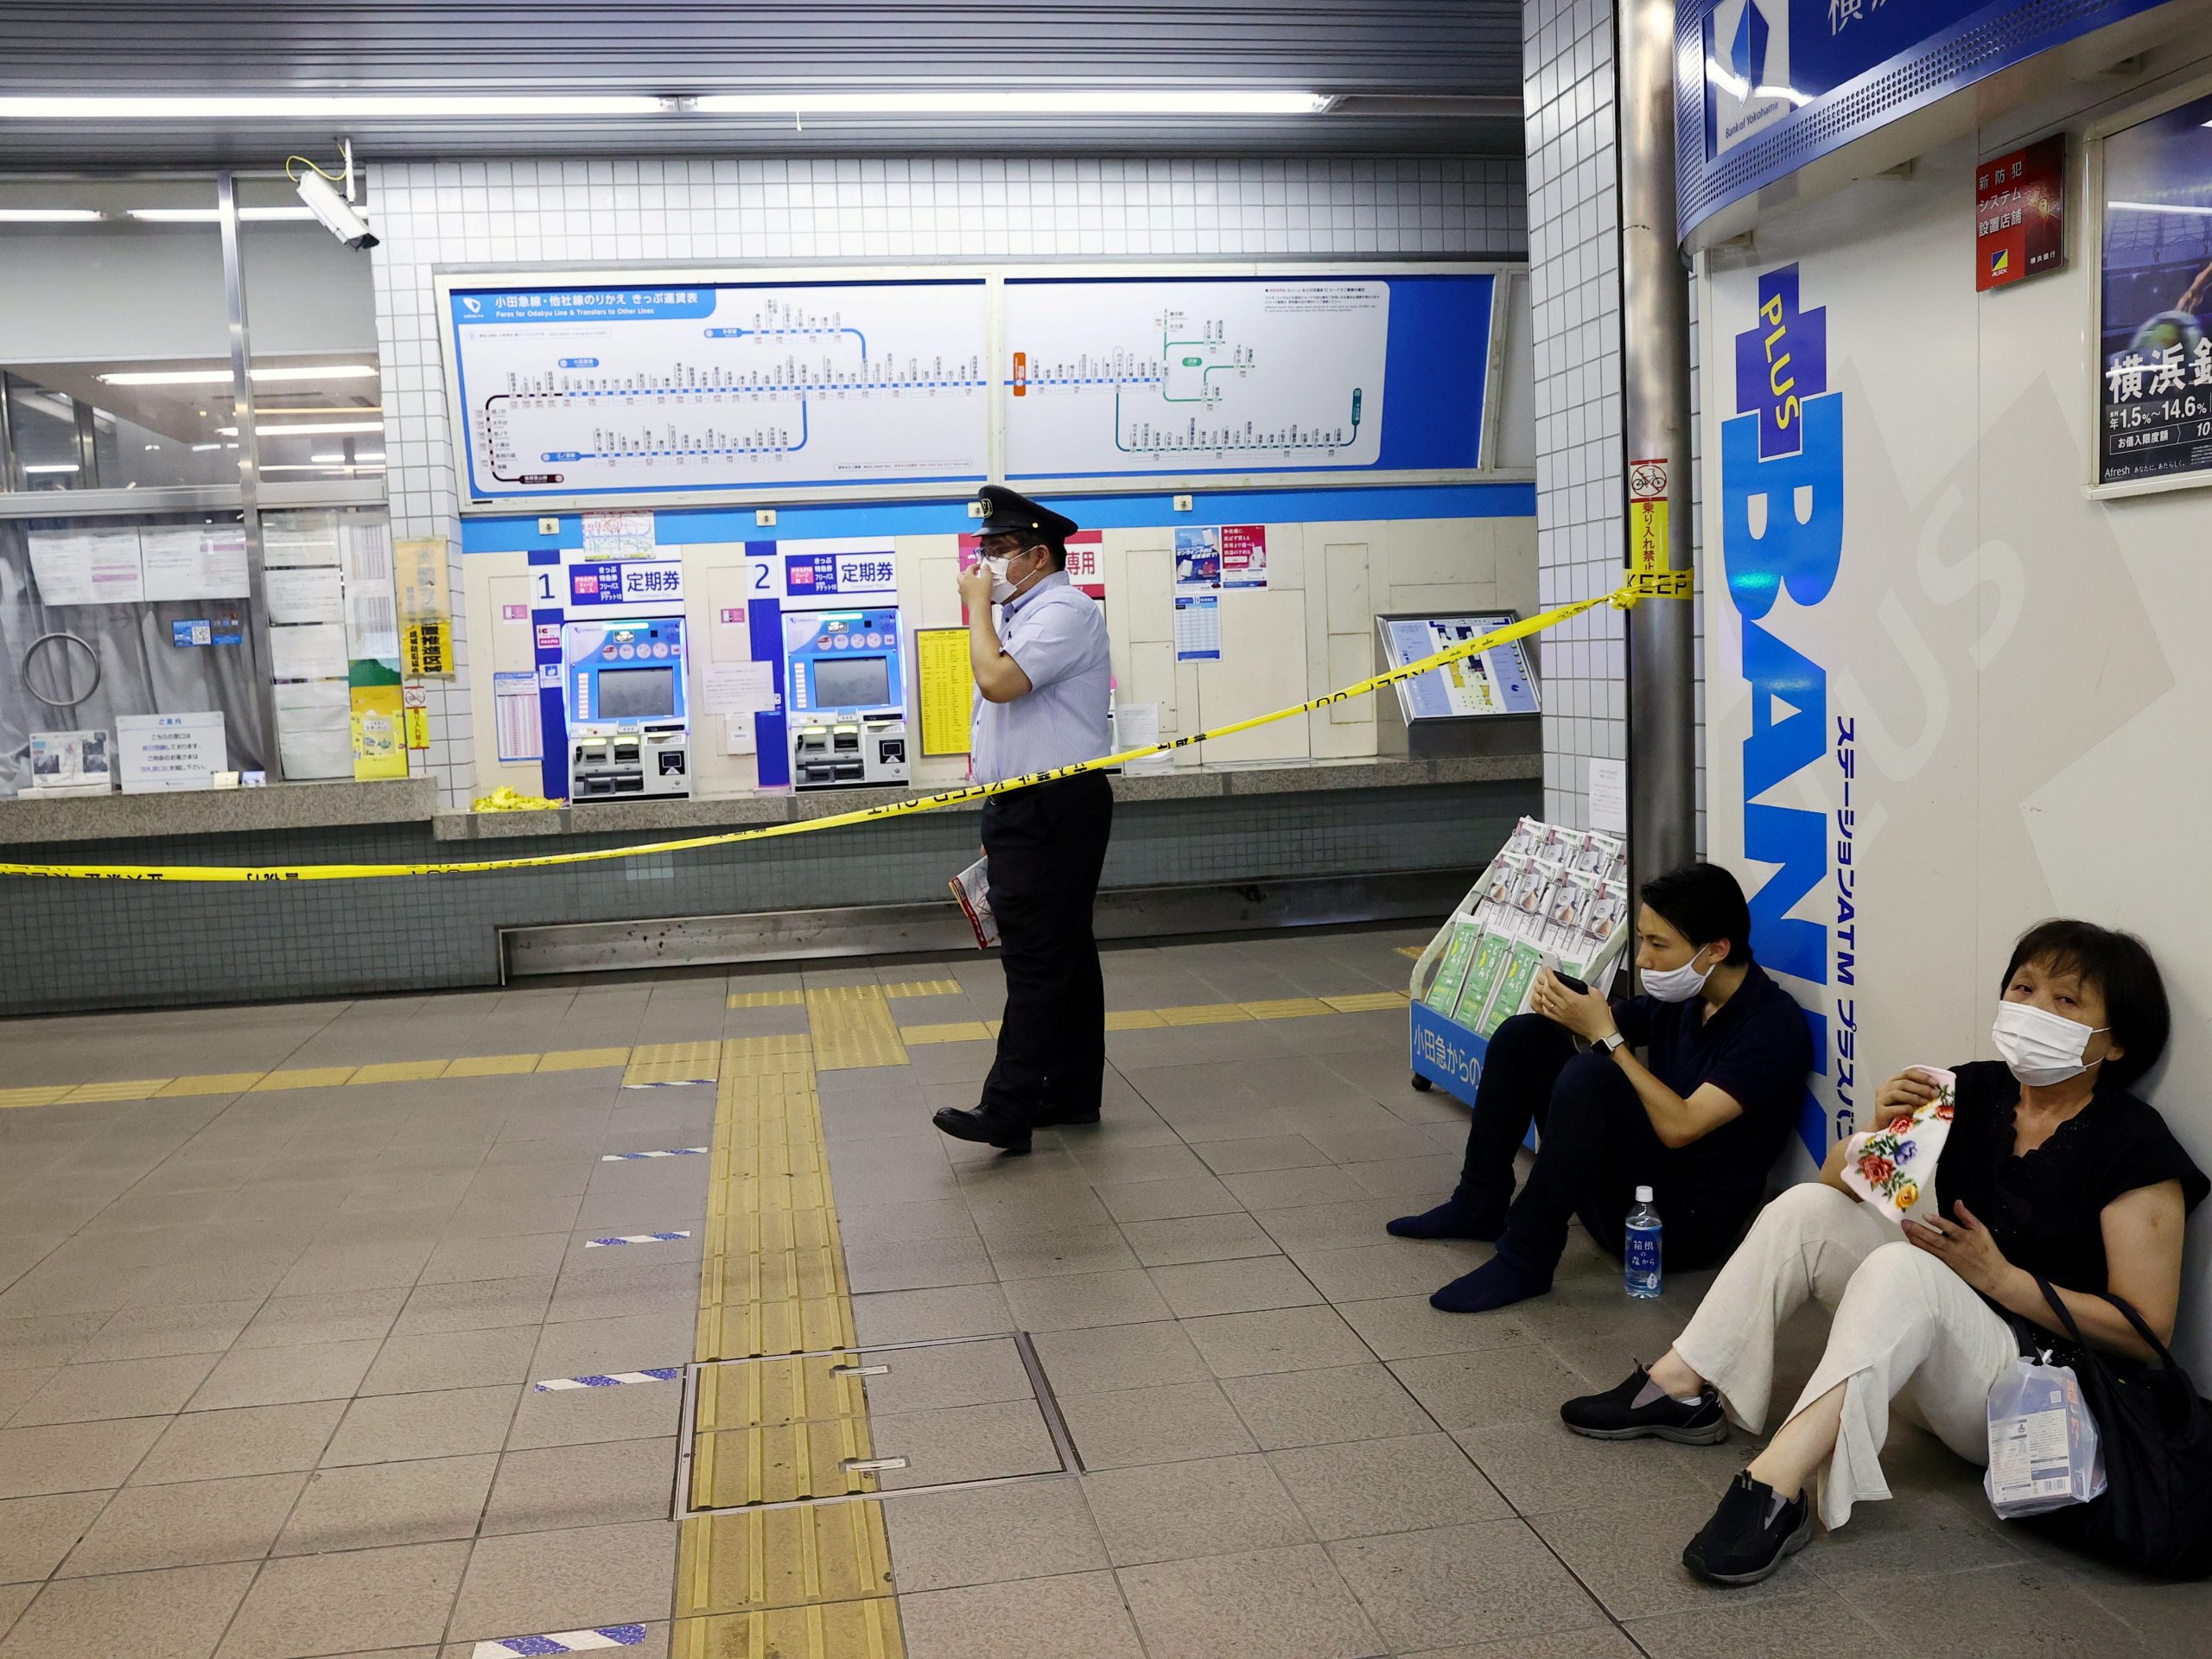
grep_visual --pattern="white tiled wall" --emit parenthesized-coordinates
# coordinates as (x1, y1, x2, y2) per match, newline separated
(1524, 0, 1624, 833)
(366, 155, 1529, 807)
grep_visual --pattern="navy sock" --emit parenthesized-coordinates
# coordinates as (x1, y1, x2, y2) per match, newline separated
(1387, 1192, 1508, 1242)
(1429, 1253, 1554, 1313)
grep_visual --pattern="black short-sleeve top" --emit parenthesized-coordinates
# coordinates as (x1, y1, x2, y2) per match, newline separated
(1933, 1060, 2209, 1294)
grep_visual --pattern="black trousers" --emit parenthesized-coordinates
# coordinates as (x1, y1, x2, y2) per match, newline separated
(1457, 1013, 1749, 1275)
(977, 771, 1113, 1125)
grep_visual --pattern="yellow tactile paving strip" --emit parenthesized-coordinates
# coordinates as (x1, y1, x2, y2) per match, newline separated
(899, 990, 1408, 1044)
(803, 986, 909, 1071)
(677, 1027, 903, 1655)
(0, 989, 1414, 1111)
(879, 979, 961, 999)
(728, 989, 807, 1008)
(624, 1040, 725, 1087)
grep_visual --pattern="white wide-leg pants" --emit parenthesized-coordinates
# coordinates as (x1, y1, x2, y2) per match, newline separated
(1671, 1183, 2020, 1529)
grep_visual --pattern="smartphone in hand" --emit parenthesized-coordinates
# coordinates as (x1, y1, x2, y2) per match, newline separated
(1552, 971, 1591, 996)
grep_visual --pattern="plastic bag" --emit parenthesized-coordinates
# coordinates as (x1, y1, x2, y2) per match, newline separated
(1986, 1351, 2106, 1518)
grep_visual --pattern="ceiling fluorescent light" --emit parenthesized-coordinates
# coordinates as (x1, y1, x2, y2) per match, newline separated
(22, 463, 80, 474)
(0, 207, 104, 221)
(311, 451, 386, 462)
(99, 365, 378, 386)
(216, 420, 385, 436)
(0, 95, 667, 119)
(695, 90, 1330, 116)
(2109, 199, 2212, 217)
(127, 207, 316, 222)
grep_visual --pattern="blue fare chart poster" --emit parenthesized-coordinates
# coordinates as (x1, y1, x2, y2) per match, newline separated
(447, 280, 992, 502)
(2098, 90, 2212, 486)
(1001, 273, 1495, 482)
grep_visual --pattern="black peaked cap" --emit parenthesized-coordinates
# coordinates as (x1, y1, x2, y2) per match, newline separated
(976, 484, 1078, 543)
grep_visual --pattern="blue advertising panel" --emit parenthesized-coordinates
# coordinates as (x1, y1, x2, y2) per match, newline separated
(1677, 0, 2168, 240)
(2097, 91, 2212, 486)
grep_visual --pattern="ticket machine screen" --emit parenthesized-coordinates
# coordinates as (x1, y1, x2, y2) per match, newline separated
(810, 654, 890, 710)
(597, 666, 677, 720)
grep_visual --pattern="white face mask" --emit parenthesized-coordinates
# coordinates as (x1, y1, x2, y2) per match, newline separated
(1642, 945, 1715, 1004)
(1993, 1000, 2109, 1088)
(982, 550, 1039, 605)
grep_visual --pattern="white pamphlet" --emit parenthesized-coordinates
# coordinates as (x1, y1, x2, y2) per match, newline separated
(269, 622, 349, 681)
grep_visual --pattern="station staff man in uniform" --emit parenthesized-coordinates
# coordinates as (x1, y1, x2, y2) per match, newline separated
(931, 485, 1115, 1157)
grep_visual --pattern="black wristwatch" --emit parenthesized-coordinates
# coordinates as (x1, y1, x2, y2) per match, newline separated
(1592, 1030, 1627, 1058)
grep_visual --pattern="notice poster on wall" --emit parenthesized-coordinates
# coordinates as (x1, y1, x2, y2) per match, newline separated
(1975, 134, 2064, 292)
(493, 671, 543, 762)
(140, 526, 251, 601)
(1220, 524, 1268, 588)
(275, 682, 354, 780)
(117, 712, 225, 793)
(1174, 594, 1221, 661)
(2098, 90, 2212, 486)
(27, 528, 145, 606)
(1173, 526, 1221, 593)
(915, 626, 976, 756)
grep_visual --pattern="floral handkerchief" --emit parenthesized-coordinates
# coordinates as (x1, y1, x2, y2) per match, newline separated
(1840, 1065, 1955, 1223)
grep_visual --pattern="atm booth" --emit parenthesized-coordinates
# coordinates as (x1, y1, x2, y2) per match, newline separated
(562, 616, 692, 799)
(783, 606, 911, 790)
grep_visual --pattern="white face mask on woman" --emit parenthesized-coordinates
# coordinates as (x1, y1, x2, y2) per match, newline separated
(1642, 945, 1716, 1004)
(1992, 1000, 2109, 1087)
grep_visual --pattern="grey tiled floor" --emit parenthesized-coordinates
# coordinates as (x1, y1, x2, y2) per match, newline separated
(1, 928, 2203, 1657)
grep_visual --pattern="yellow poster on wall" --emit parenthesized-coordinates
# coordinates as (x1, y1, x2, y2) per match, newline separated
(915, 627, 975, 757)
(393, 537, 454, 678)
(349, 678, 406, 781)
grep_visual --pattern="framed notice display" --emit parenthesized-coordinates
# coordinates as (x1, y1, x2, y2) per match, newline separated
(2095, 88, 2212, 491)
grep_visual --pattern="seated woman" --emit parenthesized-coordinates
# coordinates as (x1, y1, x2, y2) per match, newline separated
(1390, 863, 1813, 1313)
(1558, 919, 2206, 1586)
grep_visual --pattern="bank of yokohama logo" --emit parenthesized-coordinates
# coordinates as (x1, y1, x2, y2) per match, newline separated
(1710, 0, 1792, 156)
(1726, 0, 1772, 86)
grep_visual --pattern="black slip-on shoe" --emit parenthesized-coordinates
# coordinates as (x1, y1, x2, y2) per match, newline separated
(1682, 1471, 1813, 1586)
(1560, 1366, 1730, 1444)
(931, 1107, 1032, 1154)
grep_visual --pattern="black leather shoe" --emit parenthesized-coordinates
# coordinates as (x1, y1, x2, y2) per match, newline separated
(931, 1107, 1032, 1154)
(1682, 1471, 1812, 1586)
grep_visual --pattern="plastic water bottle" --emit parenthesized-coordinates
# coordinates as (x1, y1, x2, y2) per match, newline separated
(1624, 1185, 1662, 1299)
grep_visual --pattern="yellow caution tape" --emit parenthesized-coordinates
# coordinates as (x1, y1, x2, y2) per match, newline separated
(3, 584, 1640, 883)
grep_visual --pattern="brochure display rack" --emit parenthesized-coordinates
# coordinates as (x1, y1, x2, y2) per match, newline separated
(1407, 816, 1634, 1104)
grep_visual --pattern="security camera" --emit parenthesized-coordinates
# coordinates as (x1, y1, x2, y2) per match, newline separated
(296, 168, 378, 250)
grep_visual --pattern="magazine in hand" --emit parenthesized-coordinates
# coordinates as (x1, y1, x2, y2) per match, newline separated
(950, 855, 999, 949)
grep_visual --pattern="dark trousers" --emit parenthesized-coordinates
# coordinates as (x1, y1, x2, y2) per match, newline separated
(1457, 1013, 1747, 1275)
(977, 772, 1113, 1125)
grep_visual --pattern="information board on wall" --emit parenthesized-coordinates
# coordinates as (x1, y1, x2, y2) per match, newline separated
(1381, 614, 1541, 719)
(444, 279, 991, 505)
(2098, 90, 2212, 487)
(1002, 272, 1493, 484)
(442, 265, 1505, 511)
(914, 627, 974, 757)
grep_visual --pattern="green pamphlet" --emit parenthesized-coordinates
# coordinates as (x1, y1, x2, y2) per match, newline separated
(1422, 921, 1484, 1014)
(1451, 930, 1515, 1030)
(1478, 940, 1548, 1038)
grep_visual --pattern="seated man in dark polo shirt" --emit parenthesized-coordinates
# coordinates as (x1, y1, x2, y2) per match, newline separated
(1390, 863, 1813, 1313)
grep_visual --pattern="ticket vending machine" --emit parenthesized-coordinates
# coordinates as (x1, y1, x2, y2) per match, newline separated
(783, 606, 911, 790)
(562, 617, 692, 799)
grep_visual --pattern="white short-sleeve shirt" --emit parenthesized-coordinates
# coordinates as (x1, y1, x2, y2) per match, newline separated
(970, 572, 1111, 784)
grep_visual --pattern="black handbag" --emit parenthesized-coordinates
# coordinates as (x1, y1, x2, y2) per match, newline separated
(2013, 1275, 2212, 1579)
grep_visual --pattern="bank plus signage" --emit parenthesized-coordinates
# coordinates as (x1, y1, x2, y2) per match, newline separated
(1719, 264, 1851, 1162)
